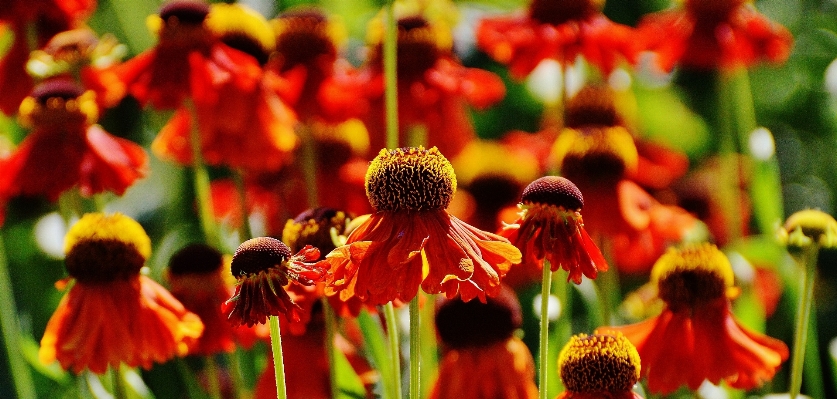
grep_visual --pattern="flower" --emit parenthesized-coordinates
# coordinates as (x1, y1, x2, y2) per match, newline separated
(476, 0, 637, 79)
(151, 2, 298, 172)
(0, 0, 96, 114)
(166, 243, 265, 356)
(223, 237, 328, 327)
(777, 209, 837, 249)
(324, 147, 522, 305)
(0, 79, 147, 201)
(500, 176, 608, 285)
(603, 243, 789, 394)
(362, 16, 506, 159)
(116, 0, 262, 110)
(39, 213, 204, 374)
(556, 332, 643, 399)
(638, 0, 793, 71)
(430, 285, 537, 399)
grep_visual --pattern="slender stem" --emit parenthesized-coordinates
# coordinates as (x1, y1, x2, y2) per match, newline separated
(384, 0, 399, 150)
(112, 366, 128, 399)
(323, 298, 340, 399)
(0, 235, 36, 399)
(789, 245, 819, 399)
(384, 302, 403, 399)
(716, 72, 743, 243)
(298, 125, 319, 209)
(232, 169, 253, 241)
(228, 350, 245, 399)
(419, 292, 438, 399)
(269, 316, 288, 399)
(539, 261, 553, 399)
(409, 297, 421, 399)
(185, 100, 221, 249)
(205, 356, 223, 399)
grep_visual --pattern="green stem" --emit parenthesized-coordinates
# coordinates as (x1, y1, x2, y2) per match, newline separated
(357, 309, 395, 399)
(228, 350, 246, 399)
(419, 292, 438, 399)
(269, 316, 288, 399)
(409, 297, 421, 399)
(789, 245, 819, 399)
(0, 235, 36, 399)
(716, 72, 744, 243)
(539, 261, 552, 399)
(323, 298, 340, 399)
(384, 302, 403, 399)
(205, 356, 223, 399)
(551, 265, 571, 396)
(185, 100, 221, 249)
(111, 366, 128, 399)
(232, 169, 253, 241)
(298, 125, 319, 209)
(384, 0, 399, 150)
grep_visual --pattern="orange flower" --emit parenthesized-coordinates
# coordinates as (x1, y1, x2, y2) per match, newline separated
(151, 3, 298, 172)
(324, 147, 522, 305)
(166, 243, 266, 356)
(476, 0, 637, 79)
(639, 0, 793, 71)
(362, 16, 506, 159)
(39, 213, 204, 374)
(116, 0, 262, 110)
(269, 8, 365, 124)
(0, 80, 147, 201)
(223, 237, 328, 327)
(0, 0, 96, 114)
(430, 286, 537, 399)
(500, 176, 608, 285)
(556, 332, 643, 399)
(603, 243, 789, 394)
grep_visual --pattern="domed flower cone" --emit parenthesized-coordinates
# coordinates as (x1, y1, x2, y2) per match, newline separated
(39, 213, 204, 374)
(556, 331, 643, 399)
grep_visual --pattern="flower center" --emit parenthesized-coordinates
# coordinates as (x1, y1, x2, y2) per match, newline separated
(231, 237, 292, 277)
(652, 243, 734, 310)
(272, 9, 337, 73)
(206, 3, 276, 65)
(63, 213, 152, 283)
(365, 147, 457, 212)
(282, 207, 347, 255)
(559, 332, 641, 394)
(686, 0, 746, 21)
(528, 0, 602, 26)
(42, 28, 98, 64)
(159, 0, 210, 25)
(367, 16, 452, 80)
(565, 85, 622, 128)
(552, 126, 638, 186)
(168, 243, 223, 275)
(435, 287, 521, 349)
(19, 80, 98, 128)
(520, 176, 584, 210)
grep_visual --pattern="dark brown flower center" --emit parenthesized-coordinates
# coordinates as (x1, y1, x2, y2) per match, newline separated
(274, 9, 336, 73)
(31, 80, 84, 104)
(65, 239, 146, 283)
(521, 176, 584, 210)
(365, 147, 457, 212)
(529, 0, 599, 26)
(657, 268, 727, 311)
(565, 85, 621, 128)
(168, 243, 223, 275)
(160, 0, 210, 25)
(559, 333, 640, 394)
(686, 0, 745, 21)
(554, 127, 638, 187)
(231, 237, 291, 277)
(435, 287, 521, 349)
(395, 16, 441, 80)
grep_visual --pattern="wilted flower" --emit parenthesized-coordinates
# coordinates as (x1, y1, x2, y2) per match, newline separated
(39, 213, 204, 374)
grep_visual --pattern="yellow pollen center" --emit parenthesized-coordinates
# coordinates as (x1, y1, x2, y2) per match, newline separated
(365, 146, 457, 212)
(64, 213, 152, 259)
(779, 209, 837, 248)
(558, 332, 641, 394)
(552, 126, 638, 184)
(206, 3, 276, 62)
(18, 91, 98, 129)
(651, 243, 735, 309)
(63, 213, 152, 283)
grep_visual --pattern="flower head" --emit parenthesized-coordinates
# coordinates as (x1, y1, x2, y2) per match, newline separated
(283, 207, 348, 256)
(224, 237, 328, 327)
(476, 0, 637, 79)
(325, 146, 521, 304)
(778, 209, 837, 249)
(39, 213, 203, 374)
(0, 79, 147, 201)
(605, 243, 789, 394)
(500, 176, 608, 284)
(557, 332, 642, 399)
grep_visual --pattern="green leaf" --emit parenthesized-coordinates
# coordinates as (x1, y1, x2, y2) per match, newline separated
(357, 309, 394, 399)
(333, 341, 368, 399)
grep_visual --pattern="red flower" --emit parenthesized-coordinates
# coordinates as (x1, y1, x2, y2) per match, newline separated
(0, 0, 96, 114)
(556, 332, 643, 399)
(324, 147, 521, 305)
(224, 237, 328, 327)
(476, 0, 637, 79)
(639, 0, 793, 71)
(0, 80, 147, 201)
(39, 213, 203, 374)
(116, 0, 262, 110)
(361, 16, 506, 159)
(500, 176, 608, 285)
(603, 244, 789, 394)
(151, 3, 298, 172)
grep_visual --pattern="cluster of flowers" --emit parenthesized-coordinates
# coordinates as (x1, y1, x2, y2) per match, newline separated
(0, 0, 823, 398)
